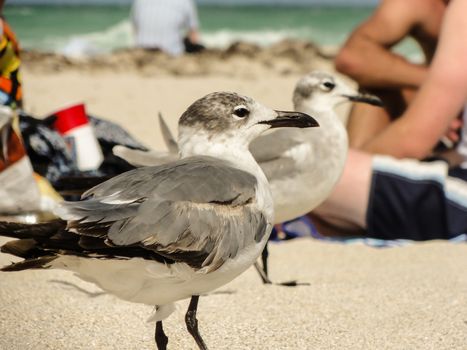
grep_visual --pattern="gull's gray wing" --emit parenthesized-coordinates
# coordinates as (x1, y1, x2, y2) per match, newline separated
(250, 129, 305, 181)
(113, 145, 178, 167)
(250, 129, 301, 163)
(158, 113, 179, 154)
(258, 157, 297, 181)
(57, 156, 268, 272)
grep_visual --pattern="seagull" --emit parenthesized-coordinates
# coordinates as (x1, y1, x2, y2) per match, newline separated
(250, 71, 382, 283)
(0, 92, 318, 350)
(252, 71, 382, 223)
(113, 71, 382, 285)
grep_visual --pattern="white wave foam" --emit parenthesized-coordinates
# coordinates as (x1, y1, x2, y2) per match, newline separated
(52, 18, 421, 61)
(201, 28, 314, 48)
(54, 18, 318, 57)
(59, 19, 133, 57)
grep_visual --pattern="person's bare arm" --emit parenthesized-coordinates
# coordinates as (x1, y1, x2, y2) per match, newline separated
(335, 0, 429, 89)
(187, 29, 200, 44)
(186, 0, 200, 44)
(362, 0, 467, 159)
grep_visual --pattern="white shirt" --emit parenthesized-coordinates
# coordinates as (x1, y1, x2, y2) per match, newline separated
(131, 0, 199, 56)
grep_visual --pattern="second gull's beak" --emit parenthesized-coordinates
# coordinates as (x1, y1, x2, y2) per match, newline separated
(343, 93, 383, 107)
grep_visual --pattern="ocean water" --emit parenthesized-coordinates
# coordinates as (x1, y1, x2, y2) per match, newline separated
(4, 4, 420, 58)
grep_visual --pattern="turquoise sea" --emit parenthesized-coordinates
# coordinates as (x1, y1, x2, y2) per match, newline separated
(4, 4, 420, 58)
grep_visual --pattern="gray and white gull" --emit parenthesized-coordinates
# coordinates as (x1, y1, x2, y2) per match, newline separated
(0, 92, 318, 350)
(251, 71, 382, 223)
(114, 71, 382, 284)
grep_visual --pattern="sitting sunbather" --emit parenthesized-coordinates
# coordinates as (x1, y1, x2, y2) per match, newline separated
(312, 0, 467, 241)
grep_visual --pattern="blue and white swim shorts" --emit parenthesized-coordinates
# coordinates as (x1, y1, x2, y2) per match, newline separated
(367, 156, 467, 240)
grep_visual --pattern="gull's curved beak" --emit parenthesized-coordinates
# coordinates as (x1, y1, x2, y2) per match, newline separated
(259, 110, 320, 129)
(343, 93, 383, 107)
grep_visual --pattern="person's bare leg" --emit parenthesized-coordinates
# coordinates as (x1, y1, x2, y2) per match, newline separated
(308, 212, 367, 237)
(347, 102, 392, 149)
(347, 87, 417, 149)
(312, 149, 373, 233)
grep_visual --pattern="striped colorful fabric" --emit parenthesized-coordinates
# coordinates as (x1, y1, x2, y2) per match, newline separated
(0, 19, 22, 108)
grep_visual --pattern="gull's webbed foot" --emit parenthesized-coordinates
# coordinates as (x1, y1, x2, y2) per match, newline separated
(254, 242, 310, 287)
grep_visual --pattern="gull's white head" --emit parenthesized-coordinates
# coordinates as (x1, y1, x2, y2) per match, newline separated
(293, 71, 382, 113)
(178, 92, 318, 156)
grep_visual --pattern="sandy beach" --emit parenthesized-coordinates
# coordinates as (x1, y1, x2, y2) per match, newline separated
(1, 50, 467, 349)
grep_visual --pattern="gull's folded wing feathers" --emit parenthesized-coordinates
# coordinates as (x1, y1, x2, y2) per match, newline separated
(250, 128, 302, 163)
(250, 128, 307, 181)
(81, 156, 255, 204)
(58, 156, 267, 271)
(258, 157, 297, 181)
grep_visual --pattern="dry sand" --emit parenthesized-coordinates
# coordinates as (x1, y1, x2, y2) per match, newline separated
(0, 53, 466, 349)
(1, 238, 466, 350)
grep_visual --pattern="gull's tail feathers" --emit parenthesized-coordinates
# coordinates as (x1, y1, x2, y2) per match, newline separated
(0, 220, 65, 271)
(158, 113, 179, 154)
(113, 145, 177, 167)
(0, 220, 65, 240)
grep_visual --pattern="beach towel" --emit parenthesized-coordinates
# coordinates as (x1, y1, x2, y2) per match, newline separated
(272, 215, 467, 247)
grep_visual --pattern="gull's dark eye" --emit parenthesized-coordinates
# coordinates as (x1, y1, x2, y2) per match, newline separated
(233, 106, 250, 119)
(322, 81, 335, 91)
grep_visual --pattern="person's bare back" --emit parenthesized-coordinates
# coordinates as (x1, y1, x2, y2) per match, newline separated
(335, 0, 449, 149)
(407, 0, 447, 62)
